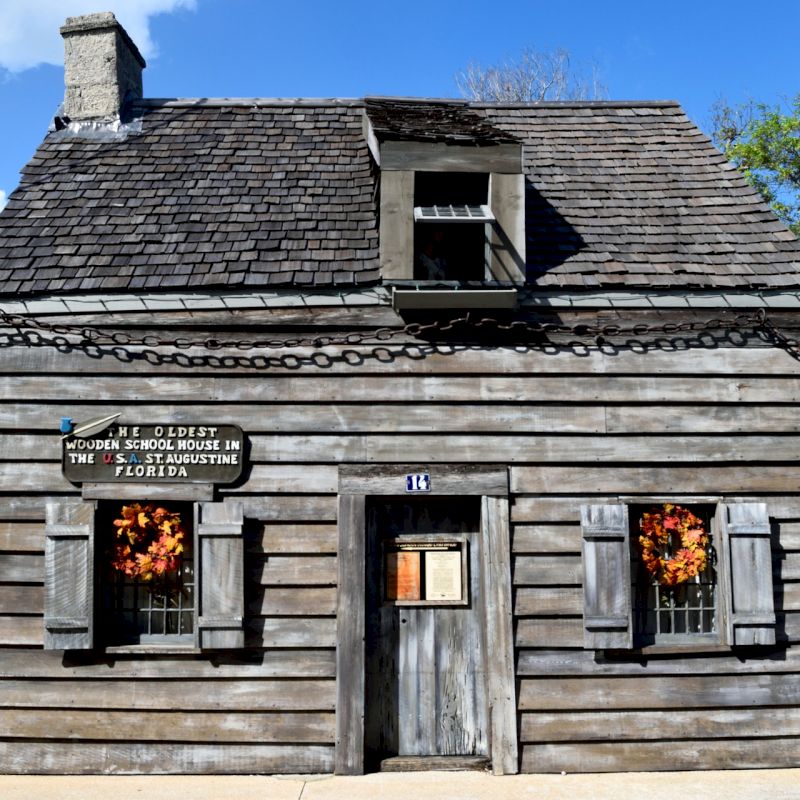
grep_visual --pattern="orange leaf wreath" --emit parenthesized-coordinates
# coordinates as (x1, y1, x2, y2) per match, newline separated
(638, 503, 709, 587)
(110, 503, 186, 581)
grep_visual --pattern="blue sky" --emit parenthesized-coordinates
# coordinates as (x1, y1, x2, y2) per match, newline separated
(1, 0, 799, 208)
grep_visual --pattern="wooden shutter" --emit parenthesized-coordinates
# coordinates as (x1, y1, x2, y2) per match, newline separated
(198, 500, 244, 649)
(716, 503, 776, 646)
(44, 500, 94, 650)
(580, 504, 632, 649)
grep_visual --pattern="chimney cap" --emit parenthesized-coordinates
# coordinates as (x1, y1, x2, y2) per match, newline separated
(60, 11, 146, 68)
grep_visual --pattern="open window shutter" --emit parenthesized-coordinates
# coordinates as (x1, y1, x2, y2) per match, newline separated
(580, 504, 632, 649)
(716, 503, 776, 646)
(44, 500, 94, 650)
(198, 500, 244, 649)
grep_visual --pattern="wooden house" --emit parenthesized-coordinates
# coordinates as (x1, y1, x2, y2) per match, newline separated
(0, 12, 799, 775)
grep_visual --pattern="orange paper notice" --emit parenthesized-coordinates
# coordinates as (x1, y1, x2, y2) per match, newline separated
(385, 550, 421, 600)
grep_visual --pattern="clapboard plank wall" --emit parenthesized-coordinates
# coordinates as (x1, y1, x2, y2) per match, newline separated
(0, 306, 799, 773)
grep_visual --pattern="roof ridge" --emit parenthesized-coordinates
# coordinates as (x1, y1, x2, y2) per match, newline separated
(133, 97, 681, 110)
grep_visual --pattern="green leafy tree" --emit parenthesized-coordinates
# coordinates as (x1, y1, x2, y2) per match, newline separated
(711, 96, 800, 235)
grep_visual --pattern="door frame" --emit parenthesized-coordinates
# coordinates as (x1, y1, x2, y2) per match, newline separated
(335, 464, 518, 775)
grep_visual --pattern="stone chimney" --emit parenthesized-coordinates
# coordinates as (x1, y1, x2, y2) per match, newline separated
(60, 12, 146, 121)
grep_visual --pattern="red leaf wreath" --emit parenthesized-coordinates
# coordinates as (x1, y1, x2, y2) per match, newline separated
(638, 503, 709, 586)
(110, 503, 186, 581)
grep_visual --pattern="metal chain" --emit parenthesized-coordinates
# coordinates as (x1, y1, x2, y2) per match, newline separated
(0, 307, 775, 351)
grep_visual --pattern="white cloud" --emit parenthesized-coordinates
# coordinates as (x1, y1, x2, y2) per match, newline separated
(0, 190, 6, 211)
(0, 0, 197, 72)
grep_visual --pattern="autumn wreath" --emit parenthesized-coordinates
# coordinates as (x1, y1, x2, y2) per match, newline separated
(110, 503, 186, 582)
(638, 503, 709, 587)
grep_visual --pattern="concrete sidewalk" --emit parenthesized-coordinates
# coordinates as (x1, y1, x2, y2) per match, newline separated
(1, 770, 799, 800)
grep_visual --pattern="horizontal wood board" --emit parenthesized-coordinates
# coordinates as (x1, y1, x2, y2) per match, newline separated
(3, 317, 800, 774)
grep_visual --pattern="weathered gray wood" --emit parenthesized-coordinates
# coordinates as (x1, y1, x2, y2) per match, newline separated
(16, 433, 800, 468)
(481, 495, 518, 775)
(11, 374, 800, 404)
(0, 522, 44, 551)
(379, 169, 414, 279)
(83, 482, 214, 501)
(0, 742, 334, 774)
(580, 504, 632, 650)
(339, 464, 508, 496)
(0, 709, 335, 743)
(9, 374, 800, 404)
(0, 464, 73, 492)
(246, 434, 800, 464)
(44, 500, 94, 650)
(513, 465, 800, 495)
(255, 555, 337, 586)
(717, 503, 776, 646)
(521, 739, 800, 773)
(0, 679, 335, 710)
(0, 650, 336, 679)
(198, 501, 244, 649)
(513, 555, 581, 585)
(0, 584, 43, 614)
(231, 495, 337, 522)
(4, 342, 799, 376)
(250, 587, 337, 616)
(228, 465, 338, 494)
(516, 618, 583, 649)
(512, 525, 581, 553)
(519, 673, 800, 710)
(380, 140, 522, 172)
(0, 616, 44, 646)
(380, 755, 490, 771)
(0, 553, 43, 582)
(521, 706, 800, 742)
(258, 524, 337, 554)
(517, 647, 800, 676)
(335, 493, 366, 775)
(512, 495, 800, 524)
(515, 587, 582, 615)
(248, 617, 336, 648)
(365, 503, 489, 765)
(14, 401, 800, 435)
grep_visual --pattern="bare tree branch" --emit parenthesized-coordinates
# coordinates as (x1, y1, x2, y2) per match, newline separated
(456, 47, 607, 102)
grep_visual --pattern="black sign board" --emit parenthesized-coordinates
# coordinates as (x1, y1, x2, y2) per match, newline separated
(62, 424, 244, 484)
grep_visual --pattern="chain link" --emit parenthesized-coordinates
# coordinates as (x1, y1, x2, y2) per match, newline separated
(0, 307, 776, 352)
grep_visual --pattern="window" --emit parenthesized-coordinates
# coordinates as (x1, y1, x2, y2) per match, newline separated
(630, 503, 717, 646)
(413, 172, 492, 281)
(580, 502, 776, 650)
(43, 498, 245, 651)
(98, 500, 196, 646)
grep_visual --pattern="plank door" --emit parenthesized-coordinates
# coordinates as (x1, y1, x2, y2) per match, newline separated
(364, 497, 488, 765)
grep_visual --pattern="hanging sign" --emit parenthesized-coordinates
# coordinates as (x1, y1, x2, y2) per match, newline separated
(62, 424, 244, 484)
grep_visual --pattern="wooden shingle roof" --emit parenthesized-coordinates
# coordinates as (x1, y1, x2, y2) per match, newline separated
(0, 98, 797, 295)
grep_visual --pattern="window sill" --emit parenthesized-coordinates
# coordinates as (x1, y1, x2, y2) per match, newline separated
(104, 644, 201, 655)
(607, 643, 730, 657)
(392, 287, 518, 311)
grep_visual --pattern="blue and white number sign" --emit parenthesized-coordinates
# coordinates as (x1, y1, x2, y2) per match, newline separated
(405, 473, 431, 493)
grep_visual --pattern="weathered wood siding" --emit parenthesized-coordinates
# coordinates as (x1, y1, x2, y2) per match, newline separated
(0, 308, 799, 773)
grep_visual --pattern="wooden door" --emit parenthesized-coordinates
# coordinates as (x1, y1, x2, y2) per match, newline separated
(364, 498, 488, 766)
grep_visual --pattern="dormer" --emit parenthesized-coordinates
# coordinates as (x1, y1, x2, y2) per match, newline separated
(365, 99, 526, 300)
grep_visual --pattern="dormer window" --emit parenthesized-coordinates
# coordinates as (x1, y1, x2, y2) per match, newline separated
(413, 172, 493, 281)
(365, 99, 526, 287)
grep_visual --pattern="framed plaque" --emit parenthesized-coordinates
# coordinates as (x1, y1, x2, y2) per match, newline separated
(382, 535, 468, 606)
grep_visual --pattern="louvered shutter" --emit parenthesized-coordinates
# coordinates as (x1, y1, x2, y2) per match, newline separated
(580, 504, 632, 649)
(198, 500, 244, 649)
(44, 500, 94, 650)
(716, 503, 776, 646)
